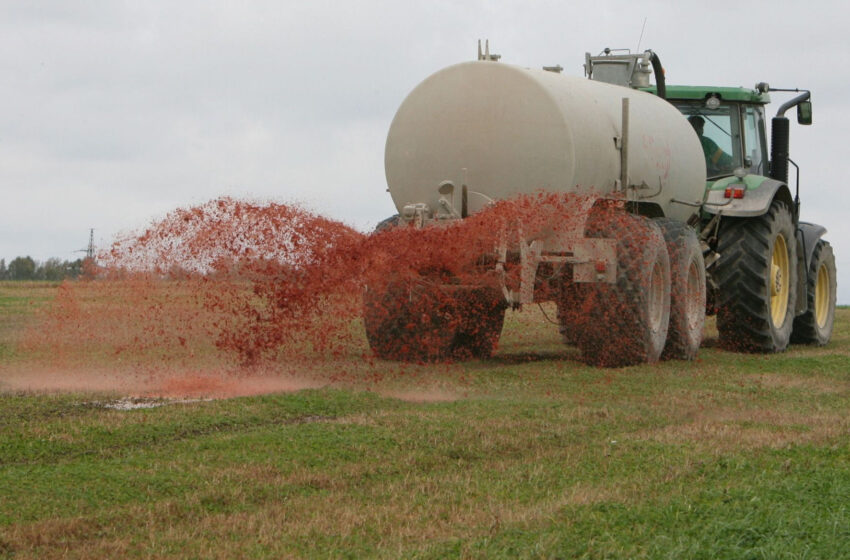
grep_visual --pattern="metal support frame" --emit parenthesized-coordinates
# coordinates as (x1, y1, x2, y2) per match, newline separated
(494, 197, 618, 307)
(620, 98, 629, 192)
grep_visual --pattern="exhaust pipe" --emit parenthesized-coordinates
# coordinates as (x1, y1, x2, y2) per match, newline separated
(770, 116, 790, 184)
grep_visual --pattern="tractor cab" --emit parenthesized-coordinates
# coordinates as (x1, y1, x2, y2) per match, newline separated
(583, 50, 775, 181)
(644, 85, 771, 180)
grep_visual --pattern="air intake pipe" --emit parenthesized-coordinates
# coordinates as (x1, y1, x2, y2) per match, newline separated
(648, 51, 666, 100)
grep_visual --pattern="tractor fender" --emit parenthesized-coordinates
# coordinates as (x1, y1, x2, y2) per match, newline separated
(797, 221, 828, 271)
(703, 177, 793, 217)
(792, 222, 827, 316)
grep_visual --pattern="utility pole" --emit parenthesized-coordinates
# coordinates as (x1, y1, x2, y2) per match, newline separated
(72, 228, 97, 279)
(75, 229, 95, 260)
(85, 228, 95, 260)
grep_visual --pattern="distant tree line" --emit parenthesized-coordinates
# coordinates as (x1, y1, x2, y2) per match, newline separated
(0, 256, 89, 281)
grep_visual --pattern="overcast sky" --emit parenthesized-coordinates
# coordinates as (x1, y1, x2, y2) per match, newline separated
(2, 1, 848, 302)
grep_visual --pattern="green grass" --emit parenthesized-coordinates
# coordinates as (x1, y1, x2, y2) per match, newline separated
(1, 283, 849, 558)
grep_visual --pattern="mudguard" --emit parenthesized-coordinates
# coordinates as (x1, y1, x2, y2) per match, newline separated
(703, 176, 792, 217)
(793, 222, 827, 315)
(797, 221, 828, 273)
(795, 222, 826, 315)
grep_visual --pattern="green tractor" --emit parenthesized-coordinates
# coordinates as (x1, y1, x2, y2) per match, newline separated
(587, 49, 837, 352)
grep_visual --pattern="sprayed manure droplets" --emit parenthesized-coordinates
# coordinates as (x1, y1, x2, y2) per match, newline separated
(9, 194, 688, 394)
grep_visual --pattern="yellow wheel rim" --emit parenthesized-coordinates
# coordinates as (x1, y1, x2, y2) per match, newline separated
(770, 234, 790, 326)
(815, 261, 830, 328)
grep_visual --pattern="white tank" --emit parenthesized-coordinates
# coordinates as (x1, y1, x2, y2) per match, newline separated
(385, 60, 706, 223)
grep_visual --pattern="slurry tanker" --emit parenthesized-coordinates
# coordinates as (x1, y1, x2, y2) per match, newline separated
(363, 43, 837, 366)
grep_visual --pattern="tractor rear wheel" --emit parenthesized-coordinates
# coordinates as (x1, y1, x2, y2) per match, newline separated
(791, 240, 836, 345)
(574, 212, 671, 367)
(714, 199, 797, 352)
(655, 218, 706, 360)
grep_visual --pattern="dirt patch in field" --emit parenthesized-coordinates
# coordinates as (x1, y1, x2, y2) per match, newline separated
(96, 397, 210, 410)
(379, 388, 459, 403)
(743, 373, 850, 394)
(0, 364, 324, 399)
(635, 407, 850, 451)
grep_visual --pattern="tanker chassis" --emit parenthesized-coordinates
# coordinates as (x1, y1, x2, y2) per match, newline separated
(364, 45, 837, 366)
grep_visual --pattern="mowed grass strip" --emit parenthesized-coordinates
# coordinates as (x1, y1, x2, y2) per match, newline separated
(0, 282, 848, 558)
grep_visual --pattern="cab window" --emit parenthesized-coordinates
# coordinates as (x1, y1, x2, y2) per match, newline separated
(676, 102, 742, 178)
(743, 106, 767, 174)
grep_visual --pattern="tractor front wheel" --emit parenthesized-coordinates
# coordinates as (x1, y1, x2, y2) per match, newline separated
(791, 240, 836, 345)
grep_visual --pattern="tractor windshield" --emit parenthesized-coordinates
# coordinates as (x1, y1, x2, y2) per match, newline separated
(675, 102, 743, 179)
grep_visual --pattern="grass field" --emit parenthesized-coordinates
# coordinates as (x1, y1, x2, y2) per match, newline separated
(1, 281, 849, 558)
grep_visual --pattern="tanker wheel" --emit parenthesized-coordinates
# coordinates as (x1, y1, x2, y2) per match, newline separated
(450, 287, 506, 359)
(791, 240, 836, 345)
(655, 218, 706, 360)
(363, 278, 458, 362)
(363, 281, 505, 362)
(574, 212, 671, 367)
(714, 199, 797, 352)
(556, 282, 581, 345)
(555, 264, 580, 345)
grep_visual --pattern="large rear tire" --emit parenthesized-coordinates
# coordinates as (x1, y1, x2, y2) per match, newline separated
(714, 199, 797, 352)
(573, 212, 671, 367)
(791, 240, 836, 345)
(655, 218, 706, 360)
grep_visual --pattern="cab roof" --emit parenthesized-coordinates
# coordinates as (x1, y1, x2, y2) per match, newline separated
(641, 85, 770, 104)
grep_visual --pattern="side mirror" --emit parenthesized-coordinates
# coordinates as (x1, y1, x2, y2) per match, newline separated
(797, 101, 812, 125)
